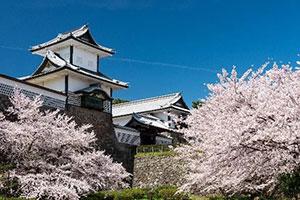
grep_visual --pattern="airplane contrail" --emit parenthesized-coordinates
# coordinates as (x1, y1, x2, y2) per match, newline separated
(0, 45, 27, 51)
(0, 45, 219, 73)
(107, 57, 219, 73)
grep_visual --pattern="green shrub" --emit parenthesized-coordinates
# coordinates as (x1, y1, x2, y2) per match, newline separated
(155, 185, 190, 200)
(278, 168, 300, 199)
(208, 196, 252, 200)
(105, 191, 117, 200)
(113, 192, 132, 200)
(115, 188, 145, 200)
(81, 189, 147, 200)
(159, 189, 190, 200)
(155, 185, 178, 195)
(81, 191, 106, 200)
(0, 164, 14, 171)
(0, 197, 33, 200)
(135, 151, 179, 157)
(137, 143, 181, 153)
(190, 196, 210, 200)
(142, 188, 156, 199)
(0, 176, 21, 198)
(208, 196, 288, 200)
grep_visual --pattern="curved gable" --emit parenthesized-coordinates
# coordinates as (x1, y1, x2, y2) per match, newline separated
(78, 29, 98, 46)
(173, 97, 189, 110)
(32, 51, 66, 76)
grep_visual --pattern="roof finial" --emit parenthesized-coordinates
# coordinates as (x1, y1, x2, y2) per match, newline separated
(83, 23, 89, 29)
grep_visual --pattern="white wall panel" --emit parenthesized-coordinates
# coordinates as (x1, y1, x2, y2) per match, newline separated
(73, 47, 98, 71)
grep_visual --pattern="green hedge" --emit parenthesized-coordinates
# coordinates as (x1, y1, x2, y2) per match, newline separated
(278, 168, 300, 199)
(3, 184, 295, 200)
(155, 185, 190, 200)
(81, 186, 190, 200)
(135, 151, 179, 157)
(0, 197, 32, 200)
(81, 189, 147, 200)
(208, 196, 252, 200)
(136, 143, 180, 153)
(208, 196, 289, 200)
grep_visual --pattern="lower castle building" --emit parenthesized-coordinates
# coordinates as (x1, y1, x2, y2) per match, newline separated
(113, 92, 190, 145)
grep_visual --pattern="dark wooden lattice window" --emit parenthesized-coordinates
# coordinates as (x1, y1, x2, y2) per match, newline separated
(81, 96, 103, 110)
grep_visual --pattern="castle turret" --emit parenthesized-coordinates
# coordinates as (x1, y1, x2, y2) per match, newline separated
(21, 25, 128, 113)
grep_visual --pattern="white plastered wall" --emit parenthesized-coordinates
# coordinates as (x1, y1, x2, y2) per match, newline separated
(153, 112, 168, 121)
(41, 77, 65, 93)
(102, 85, 111, 97)
(155, 136, 172, 144)
(68, 76, 91, 91)
(39, 74, 113, 95)
(69, 75, 112, 96)
(114, 127, 140, 137)
(73, 47, 98, 72)
(114, 126, 141, 145)
(36, 75, 92, 93)
(57, 47, 70, 62)
(0, 77, 66, 102)
(153, 112, 174, 128)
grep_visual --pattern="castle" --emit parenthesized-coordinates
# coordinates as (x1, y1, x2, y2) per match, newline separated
(0, 24, 190, 148)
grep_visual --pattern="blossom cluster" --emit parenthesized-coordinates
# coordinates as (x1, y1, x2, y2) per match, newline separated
(0, 90, 130, 200)
(179, 63, 300, 195)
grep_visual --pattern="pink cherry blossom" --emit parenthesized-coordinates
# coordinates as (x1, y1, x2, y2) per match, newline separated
(177, 62, 300, 196)
(0, 90, 130, 200)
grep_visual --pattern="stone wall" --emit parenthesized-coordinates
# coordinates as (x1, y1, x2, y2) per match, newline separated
(0, 94, 11, 113)
(64, 105, 137, 173)
(132, 154, 188, 188)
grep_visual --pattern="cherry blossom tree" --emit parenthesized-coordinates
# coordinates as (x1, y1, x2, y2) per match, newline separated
(0, 90, 130, 200)
(178, 62, 300, 196)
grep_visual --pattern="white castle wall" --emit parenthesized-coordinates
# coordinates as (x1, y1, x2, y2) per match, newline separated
(73, 47, 98, 72)
(57, 47, 70, 62)
(153, 112, 168, 121)
(155, 136, 172, 144)
(68, 76, 90, 91)
(114, 126, 141, 146)
(102, 85, 111, 97)
(42, 77, 65, 93)
(0, 75, 66, 109)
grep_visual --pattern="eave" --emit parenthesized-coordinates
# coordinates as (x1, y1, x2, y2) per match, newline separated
(113, 124, 140, 133)
(30, 37, 114, 58)
(125, 115, 172, 133)
(113, 106, 190, 119)
(23, 67, 129, 90)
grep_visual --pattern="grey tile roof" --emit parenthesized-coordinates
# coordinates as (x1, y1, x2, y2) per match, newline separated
(112, 92, 189, 117)
(130, 113, 173, 132)
(30, 24, 115, 54)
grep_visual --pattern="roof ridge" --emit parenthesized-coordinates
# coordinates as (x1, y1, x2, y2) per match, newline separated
(113, 92, 181, 107)
(30, 25, 88, 50)
(30, 24, 115, 55)
(140, 114, 164, 121)
(60, 24, 88, 35)
(46, 50, 67, 66)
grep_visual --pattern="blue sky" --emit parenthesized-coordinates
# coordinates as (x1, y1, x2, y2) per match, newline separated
(1, 0, 300, 106)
